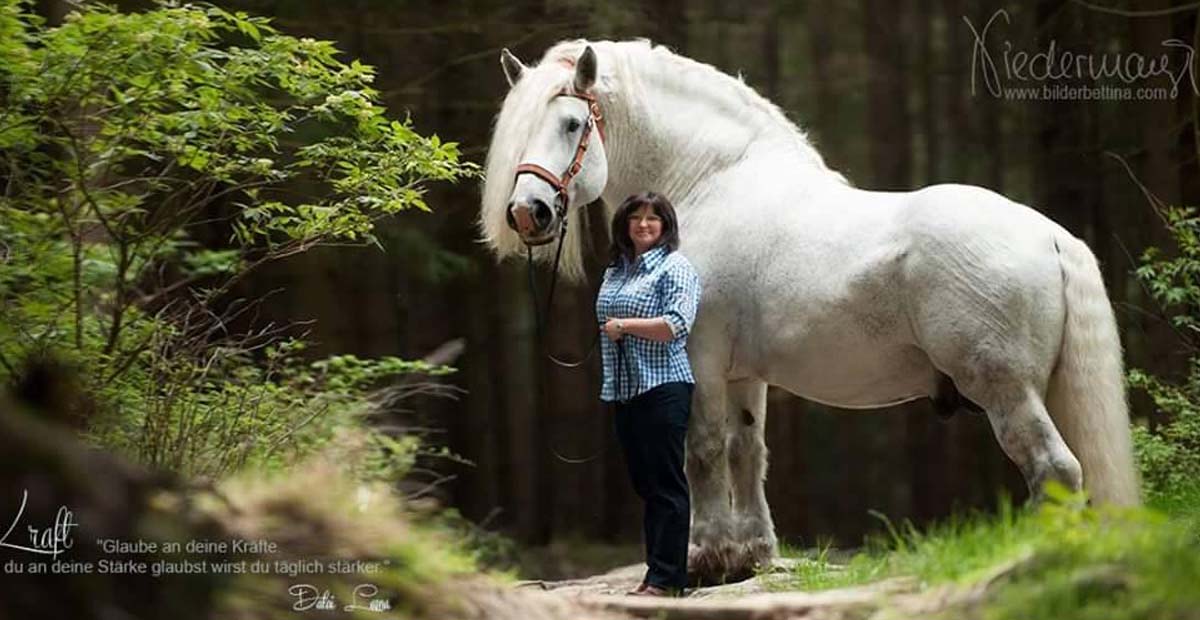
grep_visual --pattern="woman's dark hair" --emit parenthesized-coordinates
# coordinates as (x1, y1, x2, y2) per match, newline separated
(608, 191, 681, 266)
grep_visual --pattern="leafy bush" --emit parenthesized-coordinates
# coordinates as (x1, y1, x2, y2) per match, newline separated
(1128, 205, 1200, 504)
(83, 336, 457, 478)
(0, 0, 474, 477)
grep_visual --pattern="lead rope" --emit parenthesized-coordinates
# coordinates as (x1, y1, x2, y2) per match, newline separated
(524, 227, 600, 368)
(524, 221, 608, 464)
(614, 338, 637, 403)
(615, 338, 624, 403)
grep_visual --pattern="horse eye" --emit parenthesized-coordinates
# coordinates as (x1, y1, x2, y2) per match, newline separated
(565, 118, 581, 133)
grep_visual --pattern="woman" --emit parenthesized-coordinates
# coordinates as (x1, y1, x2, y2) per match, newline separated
(596, 191, 701, 597)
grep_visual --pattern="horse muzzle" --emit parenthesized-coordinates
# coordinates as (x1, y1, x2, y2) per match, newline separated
(506, 198, 559, 245)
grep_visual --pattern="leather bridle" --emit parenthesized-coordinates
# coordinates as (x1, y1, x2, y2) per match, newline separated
(518, 88, 607, 371)
(516, 89, 609, 465)
(512, 89, 606, 236)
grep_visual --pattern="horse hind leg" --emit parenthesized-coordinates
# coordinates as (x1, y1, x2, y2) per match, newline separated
(961, 370, 1083, 501)
(726, 379, 778, 573)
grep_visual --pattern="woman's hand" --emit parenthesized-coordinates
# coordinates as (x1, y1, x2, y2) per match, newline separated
(601, 317, 676, 342)
(602, 318, 625, 342)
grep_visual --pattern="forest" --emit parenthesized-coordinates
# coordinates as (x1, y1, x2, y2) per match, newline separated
(2, 0, 1200, 618)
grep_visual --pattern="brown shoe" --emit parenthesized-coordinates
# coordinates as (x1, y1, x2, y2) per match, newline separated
(629, 584, 671, 597)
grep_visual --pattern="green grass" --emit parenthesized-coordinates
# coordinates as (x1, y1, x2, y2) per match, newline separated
(781, 495, 1038, 591)
(779, 485, 1200, 620)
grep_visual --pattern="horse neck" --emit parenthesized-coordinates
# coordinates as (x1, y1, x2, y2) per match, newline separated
(600, 64, 841, 209)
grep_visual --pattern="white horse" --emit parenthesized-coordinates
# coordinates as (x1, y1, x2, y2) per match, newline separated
(480, 39, 1139, 582)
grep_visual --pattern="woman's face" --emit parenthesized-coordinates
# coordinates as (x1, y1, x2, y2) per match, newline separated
(628, 204, 663, 255)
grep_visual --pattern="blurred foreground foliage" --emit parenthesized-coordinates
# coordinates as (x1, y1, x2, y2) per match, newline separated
(784, 485, 1200, 620)
(0, 372, 507, 620)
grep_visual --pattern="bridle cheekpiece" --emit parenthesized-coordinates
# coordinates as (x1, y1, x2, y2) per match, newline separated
(513, 89, 606, 236)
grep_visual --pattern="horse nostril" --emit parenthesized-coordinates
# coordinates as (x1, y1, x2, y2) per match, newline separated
(531, 198, 552, 228)
(505, 202, 518, 231)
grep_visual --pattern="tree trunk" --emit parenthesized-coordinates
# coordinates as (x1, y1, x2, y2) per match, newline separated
(1034, 0, 1100, 242)
(495, 261, 540, 540)
(942, 0, 969, 181)
(862, 0, 917, 521)
(35, 0, 68, 25)
(918, 0, 939, 183)
(807, 0, 842, 165)
(647, 0, 688, 51)
(862, 0, 914, 189)
(1177, 9, 1200, 207)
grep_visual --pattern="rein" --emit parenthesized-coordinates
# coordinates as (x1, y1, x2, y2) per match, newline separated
(523, 221, 609, 465)
(517, 89, 610, 465)
(523, 227, 601, 371)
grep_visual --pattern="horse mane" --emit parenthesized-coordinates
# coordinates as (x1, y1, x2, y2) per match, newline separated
(479, 39, 845, 280)
(604, 40, 844, 180)
(480, 48, 582, 276)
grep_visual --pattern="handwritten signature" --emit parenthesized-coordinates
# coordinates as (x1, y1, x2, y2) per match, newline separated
(0, 489, 76, 559)
(288, 584, 392, 613)
(964, 9, 1199, 98)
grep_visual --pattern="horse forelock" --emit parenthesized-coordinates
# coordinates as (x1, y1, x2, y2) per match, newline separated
(479, 52, 574, 260)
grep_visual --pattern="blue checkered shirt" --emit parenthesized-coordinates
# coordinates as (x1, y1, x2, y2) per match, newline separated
(596, 245, 701, 402)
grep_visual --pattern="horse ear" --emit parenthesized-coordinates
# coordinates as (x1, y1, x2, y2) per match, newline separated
(573, 46, 597, 93)
(500, 48, 526, 87)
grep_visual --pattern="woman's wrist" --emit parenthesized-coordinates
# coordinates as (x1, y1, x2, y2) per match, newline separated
(610, 317, 675, 342)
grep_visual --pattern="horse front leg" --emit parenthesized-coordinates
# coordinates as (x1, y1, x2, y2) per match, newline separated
(685, 372, 740, 585)
(726, 379, 778, 573)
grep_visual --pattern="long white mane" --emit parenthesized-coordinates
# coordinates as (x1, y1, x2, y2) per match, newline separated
(480, 39, 844, 280)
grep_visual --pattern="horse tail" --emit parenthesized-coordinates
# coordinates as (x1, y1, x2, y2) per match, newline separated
(1044, 229, 1140, 505)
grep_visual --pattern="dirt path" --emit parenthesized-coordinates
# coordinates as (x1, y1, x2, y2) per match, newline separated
(514, 560, 932, 620)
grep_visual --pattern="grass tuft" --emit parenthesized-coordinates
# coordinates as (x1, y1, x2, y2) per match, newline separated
(782, 484, 1200, 620)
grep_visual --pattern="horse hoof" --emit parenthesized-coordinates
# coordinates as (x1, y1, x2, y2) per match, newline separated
(738, 536, 778, 574)
(687, 542, 755, 587)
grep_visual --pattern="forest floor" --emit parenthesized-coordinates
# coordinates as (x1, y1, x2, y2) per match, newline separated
(516, 559, 923, 620)
(503, 491, 1200, 620)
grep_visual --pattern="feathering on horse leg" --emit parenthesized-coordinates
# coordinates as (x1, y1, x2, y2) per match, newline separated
(726, 379, 777, 572)
(685, 372, 742, 585)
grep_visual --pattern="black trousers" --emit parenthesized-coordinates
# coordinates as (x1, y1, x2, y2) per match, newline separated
(613, 381, 693, 590)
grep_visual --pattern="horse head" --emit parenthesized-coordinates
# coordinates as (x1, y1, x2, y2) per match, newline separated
(498, 46, 608, 247)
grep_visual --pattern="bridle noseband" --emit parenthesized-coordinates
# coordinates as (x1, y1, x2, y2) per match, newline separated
(512, 89, 606, 233)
